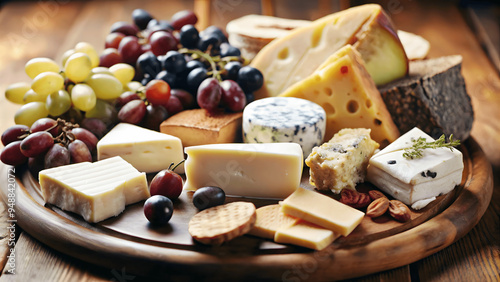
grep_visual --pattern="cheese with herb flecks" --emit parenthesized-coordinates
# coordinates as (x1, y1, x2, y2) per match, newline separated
(367, 127, 463, 208)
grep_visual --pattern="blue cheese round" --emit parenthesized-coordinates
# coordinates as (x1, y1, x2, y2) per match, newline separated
(242, 97, 326, 156)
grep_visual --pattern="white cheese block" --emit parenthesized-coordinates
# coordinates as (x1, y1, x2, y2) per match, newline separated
(97, 123, 185, 173)
(367, 127, 463, 206)
(184, 143, 303, 199)
(242, 97, 326, 157)
(39, 156, 149, 223)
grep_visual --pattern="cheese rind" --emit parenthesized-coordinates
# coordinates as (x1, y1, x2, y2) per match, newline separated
(280, 188, 364, 236)
(97, 123, 185, 173)
(39, 156, 149, 223)
(183, 143, 303, 199)
(367, 127, 463, 206)
(274, 220, 339, 251)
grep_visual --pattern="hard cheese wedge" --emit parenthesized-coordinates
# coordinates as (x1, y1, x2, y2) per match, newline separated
(252, 4, 407, 99)
(248, 204, 298, 239)
(39, 156, 149, 223)
(275, 220, 340, 251)
(97, 123, 184, 173)
(367, 127, 463, 208)
(280, 44, 400, 145)
(184, 143, 303, 199)
(280, 187, 364, 236)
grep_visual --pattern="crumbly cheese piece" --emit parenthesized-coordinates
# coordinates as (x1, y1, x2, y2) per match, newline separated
(367, 127, 463, 207)
(280, 188, 364, 237)
(275, 220, 340, 251)
(39, 157, 149, 223)
(306, 128, 379, 193)
(97, 123, 185, 173)
(248, 204, 298, 239)
(242, 97, 326, 157)
(184, 143, 303, 199)
(280, 44, 400, 145)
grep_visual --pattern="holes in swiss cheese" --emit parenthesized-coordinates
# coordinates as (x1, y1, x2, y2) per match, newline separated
(278, 47, 289, 60)
(322, 103, 335, 115)
(324, 88, 332, 96)
(347, 100, 359, 113)
(365, 99, 372, 108)
(374, 119, 382, 126)
(311, 24, 324, 48)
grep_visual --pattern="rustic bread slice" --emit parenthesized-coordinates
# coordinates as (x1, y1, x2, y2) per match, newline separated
(379, 55, 473, 140)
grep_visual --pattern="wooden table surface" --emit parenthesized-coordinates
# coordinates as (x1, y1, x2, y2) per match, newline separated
(0, 0, 498, 281)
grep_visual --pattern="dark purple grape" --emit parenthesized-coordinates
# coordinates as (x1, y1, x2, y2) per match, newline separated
(245, 92, 255, 104)
(2, 125, 29, 146)
(144, 195, 174, 225)
(30, 117, 59, 137)
(200, 26, 227, 43)
(165, 95, 184, 116)
(137, 51, 161, 77)
(143, 104, 168, 131)
(149, 31, 176, 57)
(185, 60, 206, 73)
(179, 24, 199, 49)
(114, 91, 141, 109)
(223, 61, 241, 81)
(118, 36, 143, 65)
(220, 80, 246, 112)
(197, 78, 222, 112)
(170, 10, 198, 30)
(147, 19, 173, 34)
(80, 118, 107, 139)
(141, 74, 153, 86)
(220, 43, 241, 57)
(171, 89, 195, 109)
(237, 66, 264, 93)
(161, 51, 186, 73)
(155, 70, 178, 88)
(20, 131, 54, 158)
(118, 100, 147, 125)
(186, 67, 208, 94)
(44, 143, 70, 169)
(68, 140, 92, 163)
(28, 155, 45, 177)
(132, 9, 153, 30)
(1, 141, 27, 166)
(197, 33, 221, 52)
(70, 128, 98, 152)
(110, 21, 139, 36)
(192, 186, 225, 210)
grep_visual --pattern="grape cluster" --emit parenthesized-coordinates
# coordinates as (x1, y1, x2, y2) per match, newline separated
(0, 117, 104, 175)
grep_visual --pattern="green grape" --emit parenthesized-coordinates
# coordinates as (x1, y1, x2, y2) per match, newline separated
(71, 84, 97, 111)
(74, 42, 99, 68)
(126, 81, 143, 92)
(14, 102, 49, 127)
(25, 57, 60, 79)
(109, 63, 135, 85)
(85, 99, 118, 125)
(64, 52, 92, 83)
(86, 73, 123, 100)
(91, 67, 112, 76)
(23, 89, 45, 103)
(5, 82, 31, 104)
(61, 49, 75, 67)
(46, 90, 71, 116)
(31, 72, 64, 97)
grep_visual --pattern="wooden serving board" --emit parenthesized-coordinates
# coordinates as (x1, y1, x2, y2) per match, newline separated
(0, 138, 493, 281)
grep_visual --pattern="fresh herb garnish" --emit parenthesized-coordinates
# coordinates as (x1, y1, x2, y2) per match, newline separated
(403, 134, 460, 159)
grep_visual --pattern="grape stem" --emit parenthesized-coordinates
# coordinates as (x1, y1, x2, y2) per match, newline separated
(179, 48, 242, 82)
(52, 118, 79, 147)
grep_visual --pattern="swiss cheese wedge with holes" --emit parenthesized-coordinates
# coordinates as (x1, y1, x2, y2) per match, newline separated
(279, 44, 399, 146)
(188, 202, 256, 245)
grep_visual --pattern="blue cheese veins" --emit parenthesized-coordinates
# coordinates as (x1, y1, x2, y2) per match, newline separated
(242, 97, 326, 157)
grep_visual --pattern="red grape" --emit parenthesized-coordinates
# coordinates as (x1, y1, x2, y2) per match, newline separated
(99, 48, 123, 68)
(118, 36, 143, 65)
(20, 131, 54, 158)
(171, 89, 195, 109)
(143, 195, 173, 225)
(44, 143, 70, 169)
(70, 127, 98, 152)
(143, 104, 168, 131)
(1, 141, 27, 166)
(110, 21, 139, 36)
(68, 140, 92, 163)
(220, 80, 246, 112)
(197, 78, 222, 113)
(118, 100, 147, 125)
(31, 117, 59, 137)
(105, 32, 126, 49)
(170, 10, 198, 30)
(149, 31, 177, 56)
(165, 94, 183, 116)
(80, 118, 108, 139)
(28, 155, 45, 177)
(1, 125, 29, 146)
(114, 91, 141, 108)
(149, 167, 183, 201)
(145, 79, 171, 108)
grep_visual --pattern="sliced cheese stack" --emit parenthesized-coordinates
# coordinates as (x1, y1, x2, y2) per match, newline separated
(367, 127, 464, 209)
(39, 156, 150, 223)
(280, 44, 400, 145)
(97, 123, 185, 173)
(242, 97, 326, 157)
(183, 143, 303, 199)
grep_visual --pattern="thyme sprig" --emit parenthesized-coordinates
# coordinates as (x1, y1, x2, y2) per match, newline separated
(402, 134, 460, 160)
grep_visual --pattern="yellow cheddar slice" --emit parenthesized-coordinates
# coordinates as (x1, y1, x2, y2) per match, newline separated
(280, 188, 364, 237)
(275, 220, 340, 251)
(248, 204, 298, 239)
(280, 44, 400, 146)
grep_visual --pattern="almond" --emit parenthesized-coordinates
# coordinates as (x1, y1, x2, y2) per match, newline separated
(340, 189, 370, 208)
(368, 190, 386, 201)
(366, 197, 389, 218)
(388, 200, 411, 222)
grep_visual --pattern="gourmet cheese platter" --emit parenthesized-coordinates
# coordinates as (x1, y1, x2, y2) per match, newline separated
(0, 4, 493, 280)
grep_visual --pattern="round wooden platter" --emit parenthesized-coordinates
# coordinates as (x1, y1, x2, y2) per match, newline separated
(0, 138, 493, 281)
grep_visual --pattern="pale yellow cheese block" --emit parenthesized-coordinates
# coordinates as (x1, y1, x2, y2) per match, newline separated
(280, 187, 364, 237)
(275, 220, 340, 251)
(248, 204, 298, 239)
(280, 44, 400, 146)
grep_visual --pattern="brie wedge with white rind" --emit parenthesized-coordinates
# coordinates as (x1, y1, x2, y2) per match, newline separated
(367, 127, 463, 208)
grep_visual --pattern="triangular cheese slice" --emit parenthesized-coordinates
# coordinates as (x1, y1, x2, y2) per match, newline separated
(279, 45, 400, 146)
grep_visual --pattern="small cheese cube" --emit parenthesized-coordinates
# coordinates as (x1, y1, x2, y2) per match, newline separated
(248, 204, 298, 239)
(184, 143, 303, 199)
(280, 188, 364, 237)
(97, 123, 184, 173)
(39, 157, 149, 223)
(275, 220, 340, 251)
